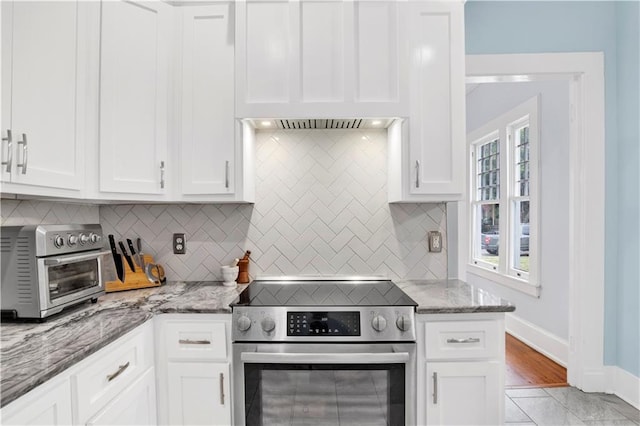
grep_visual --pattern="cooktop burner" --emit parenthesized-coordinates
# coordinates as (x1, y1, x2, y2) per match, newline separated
(232, 278, 417, 307)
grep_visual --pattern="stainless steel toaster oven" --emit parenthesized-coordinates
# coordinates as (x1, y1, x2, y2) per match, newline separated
(1, 224, 109, 319)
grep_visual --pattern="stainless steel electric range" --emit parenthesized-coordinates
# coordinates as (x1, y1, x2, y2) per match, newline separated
(231, 276, 418, 426)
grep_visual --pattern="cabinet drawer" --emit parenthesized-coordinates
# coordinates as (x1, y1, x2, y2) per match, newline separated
(165, 320, 228, 361)
(424, 320, 501, 360)
(72, 325, 153, 424)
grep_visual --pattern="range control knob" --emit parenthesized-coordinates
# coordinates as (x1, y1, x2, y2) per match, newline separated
(79, 233, 89, 245)
(53, 235, 65, 248)
(396, 315, 412, 332)
(261, 317, 276, 333)
(237, 316, 252, 332)
(68, 235, 78, 246)
(89, 233, 101, 244)
(371, 315, 387, 332)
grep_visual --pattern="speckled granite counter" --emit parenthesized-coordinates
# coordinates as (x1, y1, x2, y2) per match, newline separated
(397, 279, 515, 314)
(0, 281, 247, 408)
(0, 279, 512, 408)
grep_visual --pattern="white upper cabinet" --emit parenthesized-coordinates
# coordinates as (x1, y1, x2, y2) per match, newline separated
(388, 1, 466, 202)
(179, 4, 235, 196)
(235, 0, 408, 118)
(99, 0, 171, 196)
(1, 1, 95, 196)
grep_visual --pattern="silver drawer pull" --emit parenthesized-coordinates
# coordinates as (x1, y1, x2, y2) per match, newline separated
(446, 337, 481, 344)
(179, 339, 211, 345)
(219, 372, 225, 405)
(106, 361, 130, 382)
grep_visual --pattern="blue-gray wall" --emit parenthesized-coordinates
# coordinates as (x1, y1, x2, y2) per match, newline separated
(465, 1, 639, 377)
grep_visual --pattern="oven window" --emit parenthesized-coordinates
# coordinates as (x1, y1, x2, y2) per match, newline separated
(244, 363, 405, 426)
(47, 259, 99, 301)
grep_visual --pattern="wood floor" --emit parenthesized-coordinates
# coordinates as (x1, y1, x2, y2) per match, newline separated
(505, 333, 568, 388)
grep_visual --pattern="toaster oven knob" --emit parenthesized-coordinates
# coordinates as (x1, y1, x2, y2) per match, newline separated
(79, 233, 89, 245)
(237, 315, 252, 332)
(90, 233, 101, 244)
(53, 235, 64, 248)
(371, 315, 387, 332)
(261, 316, 276, 333)
(68, 235, 78, 246)
(396, 315, 412, 332)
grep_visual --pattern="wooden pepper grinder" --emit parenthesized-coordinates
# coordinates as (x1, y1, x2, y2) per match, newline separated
(236, 250, 251, 284)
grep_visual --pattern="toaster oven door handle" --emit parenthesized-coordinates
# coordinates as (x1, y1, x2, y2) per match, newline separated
(240, 352, 410, 364)
(44, 250, 111, 266)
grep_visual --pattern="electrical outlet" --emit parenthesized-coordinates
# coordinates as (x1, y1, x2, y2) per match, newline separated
(173, 233, 186, 254)
(428, 231, 442, 253)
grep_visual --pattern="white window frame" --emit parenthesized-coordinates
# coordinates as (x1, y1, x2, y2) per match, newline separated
(467, 96, 540, 297)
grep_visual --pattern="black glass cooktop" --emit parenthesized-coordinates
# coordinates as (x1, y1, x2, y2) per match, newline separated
(231, 278, 418, 307)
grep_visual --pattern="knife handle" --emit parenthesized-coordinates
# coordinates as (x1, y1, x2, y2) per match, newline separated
(127, 239, 136, 255)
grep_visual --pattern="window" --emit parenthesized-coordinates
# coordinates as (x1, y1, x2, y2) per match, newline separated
(468, 97, 539, 296)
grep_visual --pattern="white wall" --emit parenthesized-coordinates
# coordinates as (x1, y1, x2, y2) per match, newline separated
(464, 80, 571, 341)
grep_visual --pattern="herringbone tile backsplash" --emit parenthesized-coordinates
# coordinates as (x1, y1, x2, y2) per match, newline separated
(0, 200, 99, 225)
(101, 129, 448, 281)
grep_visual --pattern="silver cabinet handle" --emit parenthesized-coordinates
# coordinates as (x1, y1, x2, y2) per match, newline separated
(106, 361, 130, 382)
(446, 337, 481, 344)
(160, 160, 165, 189)
(17, 133, 27, 174)
(433, 372, 438, 404)
(415, 160, 420, 188)
(219, 372, 225, 405)
(178, 339, 211, 345)
(225, 160, 229, 189)
(2, 129, 12, 173)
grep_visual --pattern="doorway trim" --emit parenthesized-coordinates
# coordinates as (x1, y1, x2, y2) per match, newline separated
(458, 52, 606, 391)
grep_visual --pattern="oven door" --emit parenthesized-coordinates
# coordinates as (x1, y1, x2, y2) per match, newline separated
(36, 250, 110, 313)
(233, 343, 416, 426)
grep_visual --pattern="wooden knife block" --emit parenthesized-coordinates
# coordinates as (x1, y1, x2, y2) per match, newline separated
(105, 254, 163, 293)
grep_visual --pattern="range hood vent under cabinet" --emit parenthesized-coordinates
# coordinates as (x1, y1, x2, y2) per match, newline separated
(250, 118, 396, 130)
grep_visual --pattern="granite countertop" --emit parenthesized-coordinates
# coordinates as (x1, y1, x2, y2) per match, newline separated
(0, 279, 513, 408)
(397, 279, 516, 314)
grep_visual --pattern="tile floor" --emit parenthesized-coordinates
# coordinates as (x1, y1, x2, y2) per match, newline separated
(506, 387, 640, 425)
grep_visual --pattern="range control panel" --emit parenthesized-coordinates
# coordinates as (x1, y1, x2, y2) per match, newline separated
(288, 311, 360, 336)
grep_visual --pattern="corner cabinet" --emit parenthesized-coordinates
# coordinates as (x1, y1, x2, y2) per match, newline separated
(155, 315, 233, 425)
(388, 1, 466, 203)
(98, 0, 172, 197)
(417, 314, 505, 425)
(235, 0, 409, 118)
(1, 1, 96, 197)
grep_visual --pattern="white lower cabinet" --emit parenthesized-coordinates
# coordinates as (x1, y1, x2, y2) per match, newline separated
(0, 376, 73, 425)
(86, 367, 157, 426)
(418, 313, 505, 425)
(155, 314, 233, 425)
(167, 362, 231, 425)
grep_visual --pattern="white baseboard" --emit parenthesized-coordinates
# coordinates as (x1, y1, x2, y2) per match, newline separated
(505, 313, 569, 367)
(605, 366, 640, 410)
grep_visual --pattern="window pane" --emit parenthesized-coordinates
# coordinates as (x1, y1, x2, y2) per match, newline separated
(474, 204, 500, 267)
(476, 139, 499, 201)
(512, 200, 530, 273)
(515, 125, 530, 197)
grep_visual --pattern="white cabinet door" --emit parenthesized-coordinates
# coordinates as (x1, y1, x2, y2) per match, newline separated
(180, 4, 235, 195)
(406, 1, 465, 200)
(425, 361, 502, 425)
(0, 377, 73, 426)
(99, 0, 171, 195)
(1, 1, 89, 191)
(86, 367, 157, 426)
(167, 362, 231, 425)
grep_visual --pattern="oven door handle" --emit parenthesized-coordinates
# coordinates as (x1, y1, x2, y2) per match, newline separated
(240, 352, 410, 364)
(44, 250, 111, 265)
